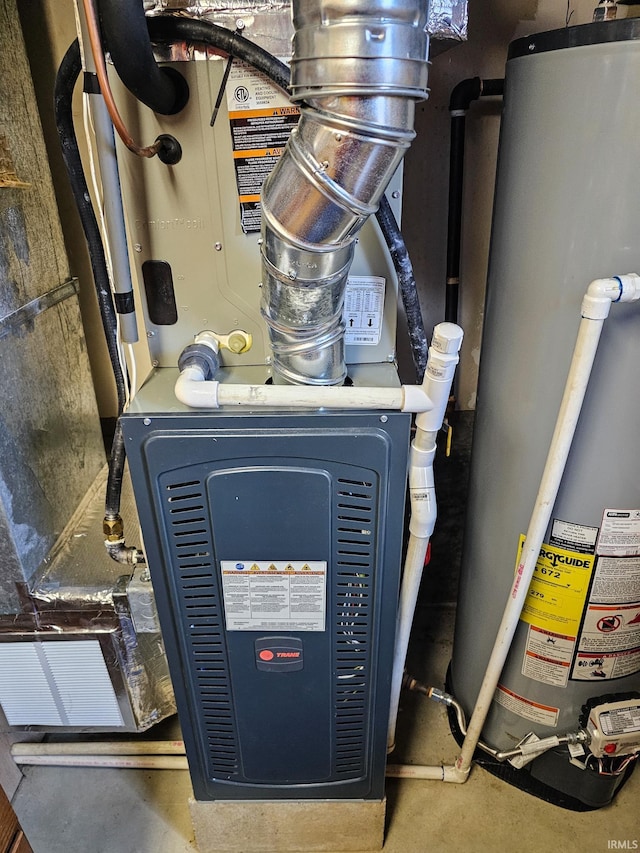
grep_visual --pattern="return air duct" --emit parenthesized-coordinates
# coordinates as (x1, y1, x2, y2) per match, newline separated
(260, 0, 431, 384)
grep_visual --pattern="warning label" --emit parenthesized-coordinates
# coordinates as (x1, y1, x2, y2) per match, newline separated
(343, 277, 386, 346)
(590, 556, 640, 604)
(571, 551, 640, 681)
(576, 602, 640, 652)
(572, 648, 640, 681)
(226, 62, 300, 233)
(522, 625, 575, 688)
(494, 684, 559, 728)
(550, 518, 598, 554)
(516, 536, 595, 635)
(221, 560, 326, 631)
(596, 509, 640, 557)
(600, 704, 640, 737)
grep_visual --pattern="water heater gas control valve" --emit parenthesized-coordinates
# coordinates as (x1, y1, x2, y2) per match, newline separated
(584, 698, 640, 759)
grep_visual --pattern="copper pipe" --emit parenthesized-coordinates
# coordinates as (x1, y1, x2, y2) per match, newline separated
(80, 0, 160, 158)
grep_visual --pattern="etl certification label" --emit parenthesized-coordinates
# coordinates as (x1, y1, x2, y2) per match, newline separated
(221, 560, 326, 632)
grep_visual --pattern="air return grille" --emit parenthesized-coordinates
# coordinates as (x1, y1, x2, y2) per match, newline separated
(333, 476, 376, 777)
(163, 477, 238, 777)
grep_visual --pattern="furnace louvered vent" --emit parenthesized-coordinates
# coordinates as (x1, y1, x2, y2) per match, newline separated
(333, 476, 375, 777)
(164, 477, 238, 777)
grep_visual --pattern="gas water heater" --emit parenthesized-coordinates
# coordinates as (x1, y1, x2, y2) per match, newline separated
(451, 20, 640, 809)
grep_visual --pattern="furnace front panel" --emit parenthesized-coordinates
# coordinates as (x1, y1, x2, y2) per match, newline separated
(122, 404, 409, 799)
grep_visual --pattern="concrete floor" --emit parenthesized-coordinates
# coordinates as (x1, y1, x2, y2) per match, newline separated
(11, 603, 639, 853)
(11, 415, 640, 852)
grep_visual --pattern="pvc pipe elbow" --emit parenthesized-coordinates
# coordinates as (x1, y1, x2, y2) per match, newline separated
(175, 366, 220, 409)
(583, 274, 640, 319)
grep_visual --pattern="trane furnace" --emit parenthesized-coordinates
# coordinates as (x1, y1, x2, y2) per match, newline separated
(87, 0, 460, 816)
(54, 0, 639, 844)
(122, 399, 410, 799)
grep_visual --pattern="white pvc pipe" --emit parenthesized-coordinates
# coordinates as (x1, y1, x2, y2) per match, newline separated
(386, 764, 468, 782)
(11, 749, 464, 781)
(13, 754, 189, 770)
(387, 323, 463, 753)
(387, 533, 432, 752)
(455, 274, 640, 775)
(175, 366, 432, 412)
(12, 741, 185, 757)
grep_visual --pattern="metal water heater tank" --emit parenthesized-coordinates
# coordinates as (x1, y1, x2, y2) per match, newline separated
(450, 20, 640, 809)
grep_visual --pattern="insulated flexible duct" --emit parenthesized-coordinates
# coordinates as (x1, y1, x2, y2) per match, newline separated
(260, 0, 431, 385)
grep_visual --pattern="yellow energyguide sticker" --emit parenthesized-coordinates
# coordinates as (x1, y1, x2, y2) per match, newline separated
(515, 535, 596, 634)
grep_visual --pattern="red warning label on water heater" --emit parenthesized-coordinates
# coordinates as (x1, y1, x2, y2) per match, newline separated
(570, 551, 640, 681)
(494, 684, 559, 728)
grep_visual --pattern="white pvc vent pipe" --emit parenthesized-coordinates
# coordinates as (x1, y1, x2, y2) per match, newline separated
(389, 274, 640, 783)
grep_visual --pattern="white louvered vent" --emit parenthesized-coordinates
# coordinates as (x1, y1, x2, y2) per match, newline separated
(0, 640, 124, 727)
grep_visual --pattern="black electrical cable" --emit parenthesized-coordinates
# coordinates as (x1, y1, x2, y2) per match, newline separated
(375, 195, 427, 380)
(146, 16, 290, 94)
(149, 17, 426, 379)
(55, 41, 135, 560)
(54, 39, 126, 418)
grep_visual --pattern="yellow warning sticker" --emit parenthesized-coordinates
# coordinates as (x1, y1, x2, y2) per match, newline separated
(515, 535, 595, 635)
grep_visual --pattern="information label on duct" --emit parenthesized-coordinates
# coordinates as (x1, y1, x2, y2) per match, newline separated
(221, 560, 326, 631)
(596, 509, 640, 557)
(515, 535, 595, 635)
(226, 61, 300, 234)
(343, 277, 386, 346)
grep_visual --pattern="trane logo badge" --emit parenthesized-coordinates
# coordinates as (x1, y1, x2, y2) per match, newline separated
(258, 650, 301, 661)
(255, 637, 304, 671)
